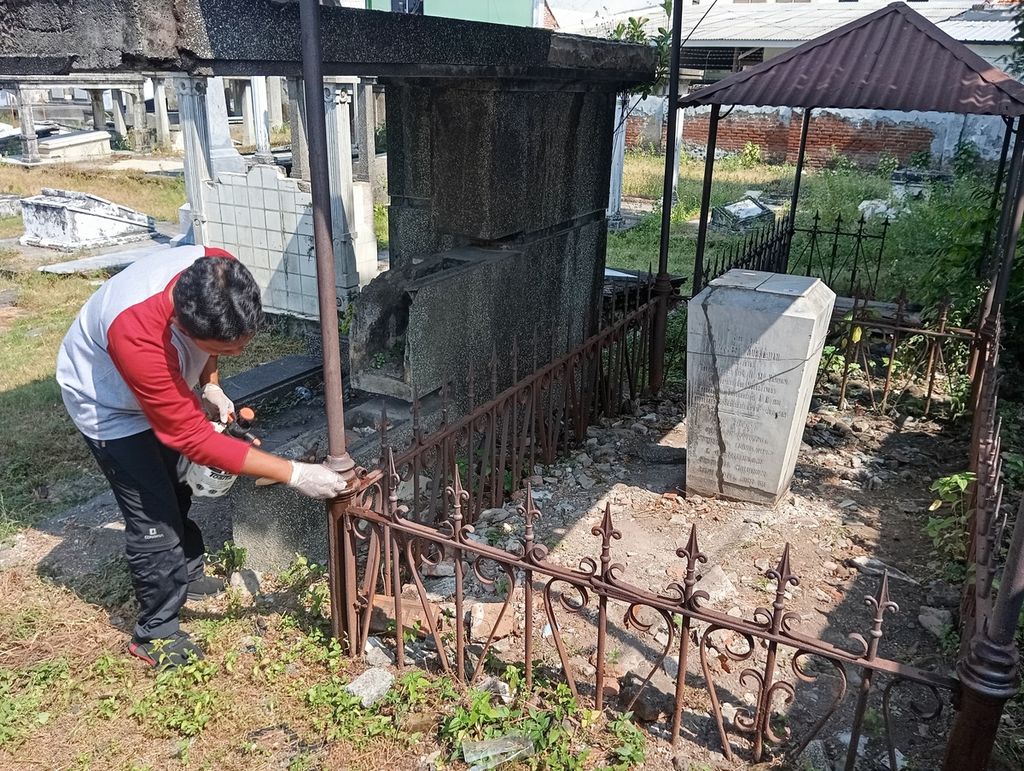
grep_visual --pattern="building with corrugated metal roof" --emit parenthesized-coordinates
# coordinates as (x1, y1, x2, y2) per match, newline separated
(572, 1, 1023, 165)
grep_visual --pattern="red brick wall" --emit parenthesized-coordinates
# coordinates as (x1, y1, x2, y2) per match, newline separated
(629, 109, 936, 167)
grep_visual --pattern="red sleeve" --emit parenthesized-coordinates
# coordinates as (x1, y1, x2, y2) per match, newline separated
(107, 309, 250, 474)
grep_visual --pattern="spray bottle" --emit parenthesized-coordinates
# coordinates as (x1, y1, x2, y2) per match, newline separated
(186, 406, 258, 498)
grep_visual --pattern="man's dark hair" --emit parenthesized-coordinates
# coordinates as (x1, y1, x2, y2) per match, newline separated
(173, 256, 263, 341)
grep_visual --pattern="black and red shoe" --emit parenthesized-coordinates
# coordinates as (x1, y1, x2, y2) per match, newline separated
(129, 632, 204, 669)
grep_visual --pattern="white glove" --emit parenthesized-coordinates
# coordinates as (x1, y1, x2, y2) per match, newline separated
(288, 462, 348, 499)
(202, 383, 235, 423)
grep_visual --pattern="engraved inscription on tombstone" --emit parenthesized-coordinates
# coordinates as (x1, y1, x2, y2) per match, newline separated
(686, 270, 836, 506)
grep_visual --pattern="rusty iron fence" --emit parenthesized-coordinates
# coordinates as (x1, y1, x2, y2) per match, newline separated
(790, 212, 890, 299)
(379, 284, 656, 526)
(963, 315, 1008, 647)
(696, 211, 890, 299)
(816, 294, 977, 417)
(695, 215, 790, 293)
(333, 457, 957, 768)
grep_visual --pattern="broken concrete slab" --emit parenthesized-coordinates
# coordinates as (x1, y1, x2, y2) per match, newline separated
(38, 241, 171, 274)
(22, 189, 156, 251)
(711, 196, 775, 232)
(0, 194, 21, 219)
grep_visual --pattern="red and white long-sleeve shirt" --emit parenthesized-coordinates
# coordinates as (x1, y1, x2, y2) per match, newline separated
(57, 245, 250, 474)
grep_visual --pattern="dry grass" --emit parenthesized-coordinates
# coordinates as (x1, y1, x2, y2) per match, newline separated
(0, 216, 22, 240)
(0, 558, 454, 771)
(0, 165, 185, 222)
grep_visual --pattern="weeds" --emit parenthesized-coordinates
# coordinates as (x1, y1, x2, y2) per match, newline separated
(130, 658, 221, 737)
(925, 471, 975, 581)
(210, 540, 247, 577)
(0, 659, 71, 747)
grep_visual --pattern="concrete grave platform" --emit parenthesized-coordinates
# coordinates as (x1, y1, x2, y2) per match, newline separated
(21, 188, 156, 251)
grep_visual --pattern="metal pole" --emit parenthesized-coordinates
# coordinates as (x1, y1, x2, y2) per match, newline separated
(981, 117, 1014, 276)
(944, 497, 1024, 771)
(993, 137, 1024, 310)
(692, 104, 721, 293)
(970, 123, 1024, 390)
(787, 109, 811, 232)
(299, 0, 360, 651)
(649, 0, 685, 395)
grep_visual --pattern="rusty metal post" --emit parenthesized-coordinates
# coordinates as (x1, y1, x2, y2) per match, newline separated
(785, 107, 812, 270)
(945, 496, 1024, 771)
(691, 104, 721, 296)
(300, 0, 360, 652)
(650, 0, 685, 396)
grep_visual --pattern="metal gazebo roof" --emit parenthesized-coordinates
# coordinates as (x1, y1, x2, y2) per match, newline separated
(679, 1, 1024, 116)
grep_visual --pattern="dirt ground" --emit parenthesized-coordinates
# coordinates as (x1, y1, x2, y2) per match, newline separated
(0, 377, 970, 771)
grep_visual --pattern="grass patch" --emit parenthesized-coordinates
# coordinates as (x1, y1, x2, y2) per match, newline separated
(218, 315, 307, 379)
(0, 270, 104, 535)
(373, 202, 389, 250)
(0, 165, 185, 222)
(0, 265, 304, 538)
(0, 215, 22, 240)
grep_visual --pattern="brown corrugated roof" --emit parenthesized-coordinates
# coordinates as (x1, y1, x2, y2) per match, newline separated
(679, 2, 1024, 116)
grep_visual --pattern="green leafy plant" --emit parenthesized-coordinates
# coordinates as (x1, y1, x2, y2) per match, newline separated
(304, 676, 395, 744)
(130, 658, 220, 737)
(608, 713, 646, 770)
(876, 151, 900, 178)
(0, 659, 71, 747)
(210, 540, 247, 577)
(739, 141, 763, 167)
(925, 471, 975, 580)
(952, 141, 982, 178)
(908, 150, 932, 169)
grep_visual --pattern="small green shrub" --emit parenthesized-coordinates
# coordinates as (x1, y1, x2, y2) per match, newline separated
(739, 141, 763, 167)
(908, 149, 932, 169)
(925, 471, 975, 581)
(210, 540, 247, 577)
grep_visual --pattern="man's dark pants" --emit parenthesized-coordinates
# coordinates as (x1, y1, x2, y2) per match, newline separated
(84, 430, 204, 641)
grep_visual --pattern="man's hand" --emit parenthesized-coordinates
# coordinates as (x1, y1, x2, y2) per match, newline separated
(202, 383, 235, 423)
(288, 462, 348, 499)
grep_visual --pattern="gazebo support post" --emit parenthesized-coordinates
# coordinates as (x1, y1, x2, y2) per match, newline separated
(969, 122, 1024, 389)
(649, 0, 685, 396)
(692, 103, 721, 294)
(981, 117, 1016, 277)
(784, 107, 812, 271)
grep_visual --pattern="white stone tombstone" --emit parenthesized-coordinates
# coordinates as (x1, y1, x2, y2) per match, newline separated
(686, 270, 836, 506)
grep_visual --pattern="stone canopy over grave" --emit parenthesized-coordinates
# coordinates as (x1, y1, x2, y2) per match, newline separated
(1, 0, 657, 410)
(686, 270, 835, 506)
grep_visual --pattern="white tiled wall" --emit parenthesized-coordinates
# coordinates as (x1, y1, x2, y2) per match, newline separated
(203, 164, 378, 319)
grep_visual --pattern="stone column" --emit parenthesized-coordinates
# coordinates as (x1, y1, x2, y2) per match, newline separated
(177, 77, 213, 244)
(286, 76, 310, 181)
(267, 76, 284, 128)
(240, 79, 255, 146)
(111, 90, 128, 136)
(206, 77, 246, 175)
(131, 88, 147, 151)
(16, 86, 39, 163)
(153, 78, 171, 148)
(352, 80, 376, 183)
(250, 76, 274, 164)
(686, 271, 836, 505)
(325, 84, 358, 295)
(88, 89, 105, 131)
(607, 93, 627, 225)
